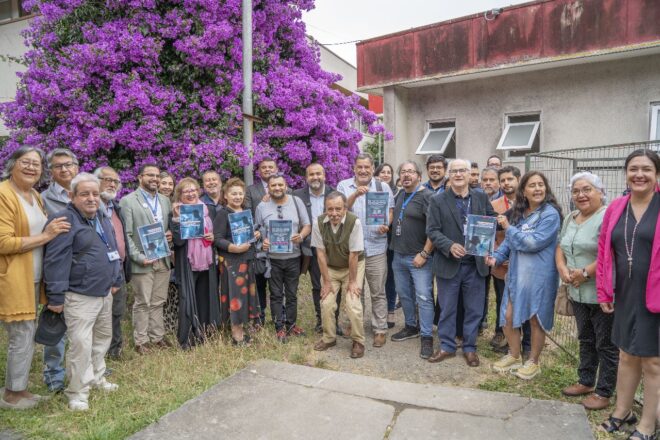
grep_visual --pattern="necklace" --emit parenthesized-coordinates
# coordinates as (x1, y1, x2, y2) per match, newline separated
(623, 201, 640, 278)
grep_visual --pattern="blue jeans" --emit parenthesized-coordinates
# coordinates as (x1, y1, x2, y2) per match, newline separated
(43, 336, 66, 391)
(392, 252, 435, 337)
(436, 263, 485, 353)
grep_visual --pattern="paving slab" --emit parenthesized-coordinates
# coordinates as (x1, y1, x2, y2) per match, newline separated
(131, 360, 593, 440)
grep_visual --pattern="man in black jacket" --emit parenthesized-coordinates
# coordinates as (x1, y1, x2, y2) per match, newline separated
(293, 163, 337, 333)
(426, 159, 496, 367)
(44, 173, 123, 411)
(95, 167, 132, 359)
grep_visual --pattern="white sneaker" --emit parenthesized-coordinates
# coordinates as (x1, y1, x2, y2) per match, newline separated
(93, 378, 119, 392)
(68, 400, 89, 411)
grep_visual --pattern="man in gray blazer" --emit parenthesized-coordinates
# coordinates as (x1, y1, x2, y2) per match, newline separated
(293, 163, 336, 333)
(119, 164, 173, 354)
(426, 158, 496, 367)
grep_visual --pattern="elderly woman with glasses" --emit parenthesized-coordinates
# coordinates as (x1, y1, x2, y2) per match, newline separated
(556, 172, 617, 411)
(0, 147, 71, 409)
(170, 178, 220, 349)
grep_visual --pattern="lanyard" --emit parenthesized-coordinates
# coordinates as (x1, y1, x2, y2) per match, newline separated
(504, 197, 510, 210)
(456, 196, 471, 222)
(140, 189, 159, 220)
(398, 186, 420, 221)
(90, 217, 111, 250)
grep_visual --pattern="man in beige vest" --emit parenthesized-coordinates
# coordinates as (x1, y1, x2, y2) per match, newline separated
(312, 192, 366, 358)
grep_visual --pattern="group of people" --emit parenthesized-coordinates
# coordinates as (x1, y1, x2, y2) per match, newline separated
(0, 146, 658, 440)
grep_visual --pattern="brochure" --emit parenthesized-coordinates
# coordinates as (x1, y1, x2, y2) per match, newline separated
(269, 219, 293, 253)
(138, 222, 171, 260)
(229, 210, 256, 245)
(366, 191, 389, 226)
(464, 215, 497, 257)
(179, 204, 205, 239)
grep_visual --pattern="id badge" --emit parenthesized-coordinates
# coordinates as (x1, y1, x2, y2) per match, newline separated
(395, 220, 402, 236)
(463, 222, 467, 236)
(107, 251, 120, 262)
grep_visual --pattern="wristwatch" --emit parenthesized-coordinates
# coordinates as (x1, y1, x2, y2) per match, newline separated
(582, 268, 589, 279)
(420, 250, 430, 259)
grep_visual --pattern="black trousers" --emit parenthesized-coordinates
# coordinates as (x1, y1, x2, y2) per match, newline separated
(269, 257, 301, 331)
(109, 283, 127, 356)
(573, 301, 619, 397)
(309, 250, 340, 324)
(256, 273, 269, 323)
(493, 276, 505, 334)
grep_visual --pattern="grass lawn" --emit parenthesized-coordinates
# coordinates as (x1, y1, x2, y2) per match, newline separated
(0, 276, 626, 439)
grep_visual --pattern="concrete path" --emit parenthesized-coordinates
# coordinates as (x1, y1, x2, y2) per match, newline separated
(131, 360, 593, 440)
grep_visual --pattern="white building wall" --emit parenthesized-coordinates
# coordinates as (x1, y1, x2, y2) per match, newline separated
(0, 18, 29, 135)
(385, 54, 660, 171)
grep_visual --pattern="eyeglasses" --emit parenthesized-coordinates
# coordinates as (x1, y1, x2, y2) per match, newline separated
(100, 177, 120, 185)
(51, 162, 77, 171)
(571, 187, 594, 197)
(277, 205, 283, 219)
(17, 159, 42, 169)
(182, 189, 198, 195)
(399, 169, 418, 176)
(448, 168, 469, 175)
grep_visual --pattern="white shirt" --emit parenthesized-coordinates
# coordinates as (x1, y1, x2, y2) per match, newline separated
(17, 193, 47, 282)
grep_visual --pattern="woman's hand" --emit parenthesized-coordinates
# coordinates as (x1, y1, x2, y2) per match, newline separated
(262, 238, 270, 252)
(558, 265, 572, 284)
(485, 256, 497, 267)
(172, 202, 181, 218)
(230, 243, 250, 254)
(203, 232, 214, 242)
(497, 214, 510, 230)
(44, 217, 71, 240)
(600, 302, 614, 314)
(569, 268, 587, 287)
(254, 230, 261, 241)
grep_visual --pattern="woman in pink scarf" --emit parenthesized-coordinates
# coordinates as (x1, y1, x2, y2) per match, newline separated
(170, 178, 220, 349)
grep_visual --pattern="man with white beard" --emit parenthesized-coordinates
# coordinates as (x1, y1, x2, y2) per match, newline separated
(94, 167, 132, 359)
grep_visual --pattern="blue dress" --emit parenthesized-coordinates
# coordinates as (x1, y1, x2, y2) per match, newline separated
(494, 204, 561, 331)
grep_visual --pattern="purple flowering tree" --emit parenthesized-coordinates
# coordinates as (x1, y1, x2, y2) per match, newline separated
(0, 0, 384, 187)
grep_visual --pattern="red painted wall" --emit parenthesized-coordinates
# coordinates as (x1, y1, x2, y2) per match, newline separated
(368, 95, 383, 114)
(357, 0, 660, 88)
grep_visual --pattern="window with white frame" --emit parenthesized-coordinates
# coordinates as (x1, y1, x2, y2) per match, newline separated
(651, 104, 660, 141)
(416, 121, 456, 157)
(497, 114, 540, 158)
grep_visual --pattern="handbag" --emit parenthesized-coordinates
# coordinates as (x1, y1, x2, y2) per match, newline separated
(555, 283, 574, 317)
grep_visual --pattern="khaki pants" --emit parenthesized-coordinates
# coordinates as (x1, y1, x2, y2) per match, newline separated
(364, 253, 388, 334)
(130, 264, 170, 346)
(2, 283, 38, 391)
(63, 292, 113, 403)
(321, 260, 366, 345)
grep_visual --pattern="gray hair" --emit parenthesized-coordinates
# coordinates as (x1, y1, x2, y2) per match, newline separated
(397, 161, 422, 177)
(448, 158, 472, 171)
(354, 152, 374, 166)
(570, 171, 607, 204)
(324, 190, 347, 207)
(71, 172, 99, 195)
(481, 166, 499, 177)
(2, 146, 49, 186)
(47, 148, 78, 168)
(93, 166, 122, 191)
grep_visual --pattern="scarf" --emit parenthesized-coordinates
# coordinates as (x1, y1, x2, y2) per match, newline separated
(187, 203, 213, 271)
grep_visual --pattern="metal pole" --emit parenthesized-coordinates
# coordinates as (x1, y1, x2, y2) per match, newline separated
(242, 0, 254, 185)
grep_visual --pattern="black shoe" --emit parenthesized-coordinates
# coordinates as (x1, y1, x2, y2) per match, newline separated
(420, 336, 434, 359)
(104, 368, 113, 377)
(391, 326, 420, 342)
(336, 325, 344, 337)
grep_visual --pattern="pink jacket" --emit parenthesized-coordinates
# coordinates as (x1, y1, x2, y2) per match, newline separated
(597, 191, 660, 312)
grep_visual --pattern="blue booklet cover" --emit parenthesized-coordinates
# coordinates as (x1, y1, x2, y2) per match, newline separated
(269, 219, 293, 253)
(366, 191, 389, 226)
(229, 210, 256, 245)
(465, 215, 497, 257)
(138, 222, 171, 260)
(179, 204, 205, 239)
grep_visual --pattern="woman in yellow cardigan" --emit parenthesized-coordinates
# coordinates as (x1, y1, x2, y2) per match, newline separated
(0, 146, 70, 410)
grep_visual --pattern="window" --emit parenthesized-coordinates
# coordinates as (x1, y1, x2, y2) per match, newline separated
(651, 104, 660, 141)
(416, 121, 456, 157)
(497, 114, 540, 158)
(0, 0, 26, 22)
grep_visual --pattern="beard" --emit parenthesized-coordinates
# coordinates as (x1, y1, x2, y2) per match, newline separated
(101, 190, 117, 201)
(309, 180, 323, 191)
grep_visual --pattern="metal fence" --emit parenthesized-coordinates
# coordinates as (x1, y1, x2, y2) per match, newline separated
(525, 140, 660, 360)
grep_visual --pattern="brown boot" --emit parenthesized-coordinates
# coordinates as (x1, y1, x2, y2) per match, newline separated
(350, 341, 365, 358)
(314, 340, 336, 351)
(582, 393, 610, 410)
(562, 383, 594, 397)
(134, 344, 151, 355)
(373, 333, 386, 348)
